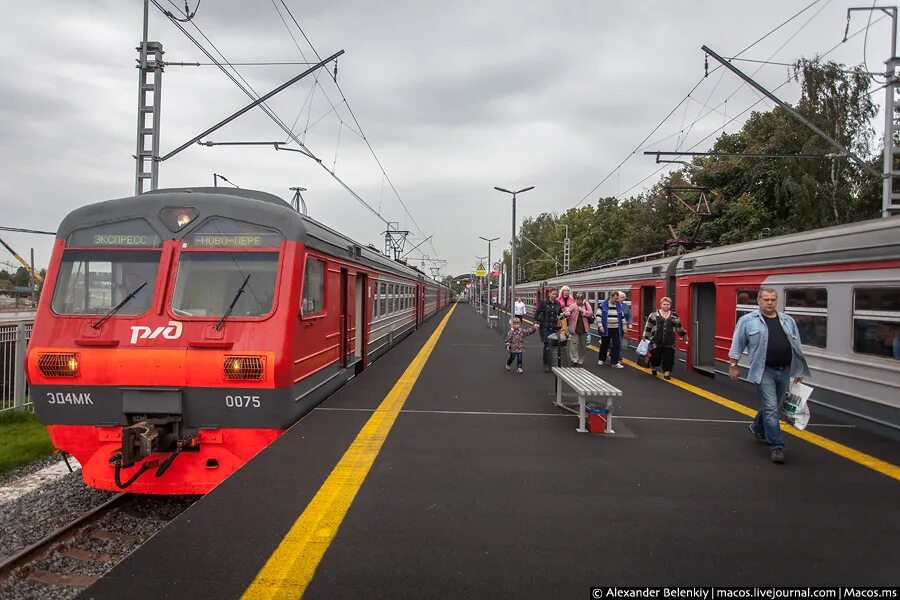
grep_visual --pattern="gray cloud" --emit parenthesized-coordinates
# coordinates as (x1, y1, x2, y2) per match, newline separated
(0, 0, 886, 277)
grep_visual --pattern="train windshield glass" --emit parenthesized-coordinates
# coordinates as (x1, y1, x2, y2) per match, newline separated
(171, 252, 278, 318)
(51, 249, 160, 315)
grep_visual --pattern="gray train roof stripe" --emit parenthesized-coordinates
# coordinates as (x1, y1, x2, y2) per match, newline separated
(57, 187, 446, 286)
(517, 216, 900, 286)
(675, 216, 900, 275)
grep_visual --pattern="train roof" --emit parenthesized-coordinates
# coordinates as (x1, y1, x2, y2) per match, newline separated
(57, 188, 446, 286)
(518, 256, 674, 289)
(516, 216, 900, 286)
(676, 215, 900, 275)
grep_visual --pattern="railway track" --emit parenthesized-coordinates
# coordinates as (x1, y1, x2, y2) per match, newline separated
(0, 493, 195, 599)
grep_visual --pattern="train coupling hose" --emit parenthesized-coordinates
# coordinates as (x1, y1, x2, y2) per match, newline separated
(110, 454, 159, 490)
(155, 435, 198, 478)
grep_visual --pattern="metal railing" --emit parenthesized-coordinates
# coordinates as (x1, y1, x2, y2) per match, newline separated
(1, 320, 33, 413)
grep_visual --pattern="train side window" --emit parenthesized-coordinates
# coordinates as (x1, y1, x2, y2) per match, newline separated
(735, 289, 759, 323)
(852, 288, 900, 361)
(378, 283, 386, 316)
(301, 257, 325, 317)
(784, 288, 827, 348)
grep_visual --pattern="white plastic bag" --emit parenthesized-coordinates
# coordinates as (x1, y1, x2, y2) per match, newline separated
(781, 382, 812, 430)
(636, 339, 651, 356)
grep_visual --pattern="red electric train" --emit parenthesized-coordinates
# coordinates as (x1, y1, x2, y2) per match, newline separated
(27, 188, 452, 494)
(518, 216, 900, 439)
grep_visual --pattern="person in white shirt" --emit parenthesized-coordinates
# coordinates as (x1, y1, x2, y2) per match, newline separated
(514, 297, 526, 317)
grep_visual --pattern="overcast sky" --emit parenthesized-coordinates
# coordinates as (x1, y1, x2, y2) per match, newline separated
(0, 0, 893, 277)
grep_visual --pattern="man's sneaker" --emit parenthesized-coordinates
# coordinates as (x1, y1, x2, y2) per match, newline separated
(612, 363, 624, 369)
(517, 368, 523, 373)
(505, 364, 510, 371)
(597, 360, 605, 366)
(769, 447, 785, 464)
(749, 423, 766, 443)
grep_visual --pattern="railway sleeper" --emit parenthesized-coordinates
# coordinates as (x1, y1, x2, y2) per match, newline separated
(27, 570, 100, 588)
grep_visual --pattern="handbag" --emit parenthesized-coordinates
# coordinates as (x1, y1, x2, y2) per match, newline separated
(586, 314, 595, 324)
(636, 339, 651, 356)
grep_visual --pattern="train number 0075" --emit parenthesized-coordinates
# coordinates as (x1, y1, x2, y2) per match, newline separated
(225, 395, 261, 408)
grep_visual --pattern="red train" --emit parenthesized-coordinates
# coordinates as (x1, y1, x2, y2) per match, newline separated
(518, 216, 900, 438)
(27, 188, 452, 494)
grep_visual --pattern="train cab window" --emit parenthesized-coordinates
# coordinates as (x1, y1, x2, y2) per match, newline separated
(51, 249, 160, 315)
(853, 288, 900, 361)
(299, 258, 325, 317)
(735, 289, 759, 323)
(784, 288, 827, 348)
(173, 252, 279, 318)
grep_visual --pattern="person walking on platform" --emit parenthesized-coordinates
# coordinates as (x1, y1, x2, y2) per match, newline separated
(505, 317, 539, 373)
(514, 296, 526, 318)
(534, 288, 562, 372)
(597, 292, 625, 368)
(617, 290, 634, 328)
(558, 285, 575, 313)
(564, 291, 593, 366)
(642, 296, 688, 380)
(728, 287, 810, 464)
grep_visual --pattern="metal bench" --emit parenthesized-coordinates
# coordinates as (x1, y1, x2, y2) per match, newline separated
(551, 367, 623, 433)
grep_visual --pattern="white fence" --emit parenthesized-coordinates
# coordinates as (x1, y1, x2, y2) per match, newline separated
(0, 319, 33, 413)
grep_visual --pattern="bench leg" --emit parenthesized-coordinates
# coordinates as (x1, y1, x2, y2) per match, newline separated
(555, 377, 561, 407)
(577, 395, 587, 433)
(606, 411, 614, 434)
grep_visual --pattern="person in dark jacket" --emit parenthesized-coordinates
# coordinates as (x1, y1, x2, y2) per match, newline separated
(641, 296, 688, 380)
(534, 288, 562, 371)
(597, 292, 626, 368)
(505, 318, 539, 373)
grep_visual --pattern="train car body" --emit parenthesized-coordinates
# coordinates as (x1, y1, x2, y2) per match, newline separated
(519, 217, 900, 438)
(674, 217, 900, 438)
(27, 188, 450, 494)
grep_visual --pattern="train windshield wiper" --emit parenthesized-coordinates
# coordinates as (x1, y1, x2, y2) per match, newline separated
(215, 274, 251, 331)
(92, 282, 148, 329)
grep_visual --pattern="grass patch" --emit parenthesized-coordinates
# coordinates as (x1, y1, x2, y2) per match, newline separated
(0, 411, 55, 474)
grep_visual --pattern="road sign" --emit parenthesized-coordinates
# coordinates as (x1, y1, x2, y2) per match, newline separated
(474, 263, 487, 277)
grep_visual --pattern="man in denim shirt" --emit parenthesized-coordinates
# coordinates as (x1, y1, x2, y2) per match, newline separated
(728, 288, 810, 464)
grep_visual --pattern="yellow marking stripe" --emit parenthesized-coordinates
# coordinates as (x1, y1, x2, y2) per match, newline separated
(242, 304, 458, 600)
(585, 343, 899, 481)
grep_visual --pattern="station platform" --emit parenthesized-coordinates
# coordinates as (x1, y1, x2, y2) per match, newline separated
(82, 303, 899, 599)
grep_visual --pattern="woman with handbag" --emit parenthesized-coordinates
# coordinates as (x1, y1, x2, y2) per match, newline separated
(534, 288, 562, 372)
(641, 296, 688, 380)
(563, 291, 594, 366)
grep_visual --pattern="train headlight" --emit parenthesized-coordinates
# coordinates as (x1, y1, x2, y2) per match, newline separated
(38, 353, 80, 377)
(223, 356, 265, 381)
(159, 207, 199, 232)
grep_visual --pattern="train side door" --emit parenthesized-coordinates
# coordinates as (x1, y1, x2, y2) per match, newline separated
(340, 268, 350, 368)
(354, 274, 366, 374)
(641, 285, 656, 331)
(691, 282, 717, 375)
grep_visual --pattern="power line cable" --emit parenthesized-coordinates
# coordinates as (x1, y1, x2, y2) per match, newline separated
(615, 15, 888, 200)
(573, 0, 826, 208)
(153, 1, 391, 225)
(275, 0, 437, 260)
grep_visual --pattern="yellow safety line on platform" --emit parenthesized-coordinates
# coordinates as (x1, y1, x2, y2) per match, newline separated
(242, 304, 458, 600)
(584, 344, 900, 482)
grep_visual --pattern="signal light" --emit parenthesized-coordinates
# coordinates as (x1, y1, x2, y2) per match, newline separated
(38, 353, 80, 377)
(223, 356, 264, 380)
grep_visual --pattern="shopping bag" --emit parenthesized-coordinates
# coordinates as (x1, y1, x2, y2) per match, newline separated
(636, 339, 651, 356)
(781, 382, 812, 430)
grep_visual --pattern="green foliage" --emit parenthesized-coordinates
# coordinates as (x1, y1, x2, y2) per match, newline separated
(514, 59, 882, 282)
(0, 411, 55, 473)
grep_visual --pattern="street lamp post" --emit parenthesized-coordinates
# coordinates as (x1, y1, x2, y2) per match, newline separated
(494, 186, 534, 313)
(479, 236, 500, 326)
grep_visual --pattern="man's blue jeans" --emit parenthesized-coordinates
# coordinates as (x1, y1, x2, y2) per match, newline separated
(753, 366, 789, 449)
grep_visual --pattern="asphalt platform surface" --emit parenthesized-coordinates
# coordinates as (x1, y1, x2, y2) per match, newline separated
(82, 304, 900, 599)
